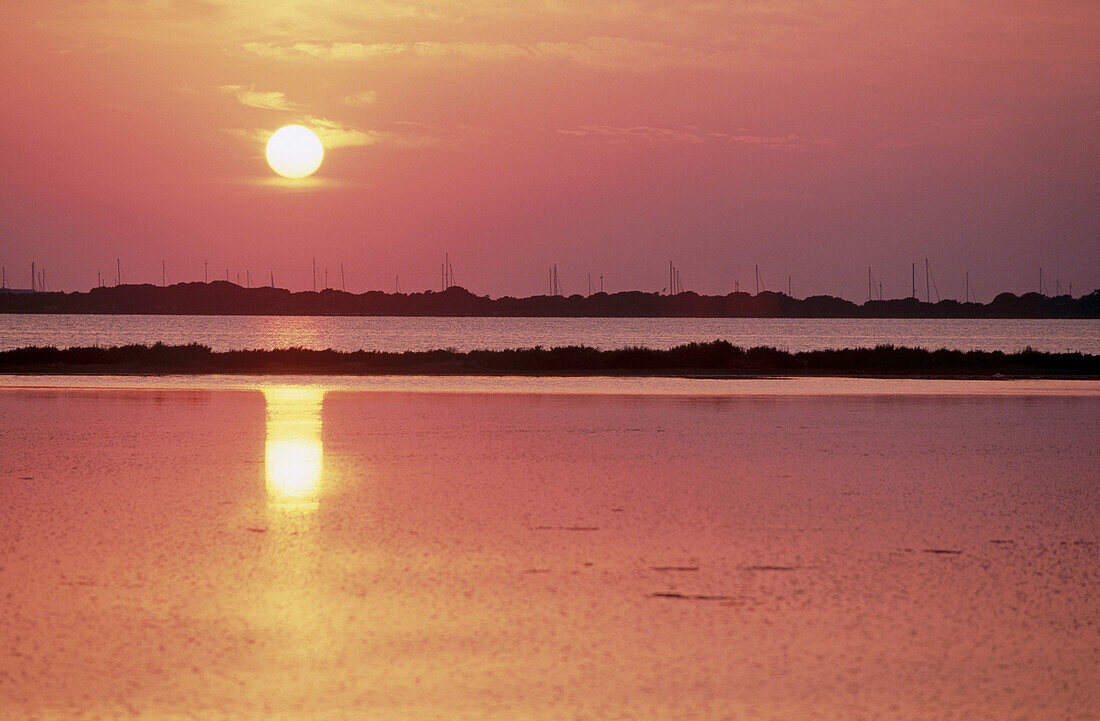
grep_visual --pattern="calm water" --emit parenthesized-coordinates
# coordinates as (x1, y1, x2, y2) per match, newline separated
(0, 378, 1096, 719)
(2, 314, 1098, 353)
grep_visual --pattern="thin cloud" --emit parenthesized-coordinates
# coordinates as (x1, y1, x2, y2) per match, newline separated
(224, 128, 271, 145)
(304, 117, 376, 148)
(225, 119, 444, 151)
(562, 125, 705, 144)
(560, 126, 836, 150)
(305, 117, 448, 148)
(712, 132, 837, 150)
(241, 37, 731, 70)
(242, 41, 404, 61)
(219, 84, 298, 111)
(343, 90, 378, 107)
(532, 37, 724, 70)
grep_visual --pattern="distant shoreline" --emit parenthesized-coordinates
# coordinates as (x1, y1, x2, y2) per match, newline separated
(1, 283, 1097, 318)
(1, 342, 1095, 378)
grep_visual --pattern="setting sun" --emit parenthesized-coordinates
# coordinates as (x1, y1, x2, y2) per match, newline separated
(265, 125, 323, 179)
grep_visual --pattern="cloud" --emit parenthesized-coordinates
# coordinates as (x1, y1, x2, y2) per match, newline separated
(307, 117, 448, 149)
(224, 128, 272, 144)
(558, 125, 705, 144)
(303, 117, 376, 148)
(559, 126, 836, 150)
(225, 118, 444, 151)
(219, 84, 298, 111)
(343, 90, 378, 107)
(242, 41, 404, 61)
(219, 87, 433, 150)
(224, 120, 374, 149)
(531, 37, 724, 70)
(241, 37, 730, 70)
(712, 132, 837, 150)
(240, 40, 528, 63)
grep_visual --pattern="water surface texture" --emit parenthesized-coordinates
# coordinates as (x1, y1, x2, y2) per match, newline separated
(3, 314, 1098, 353)
(0, 380, 1096, 719)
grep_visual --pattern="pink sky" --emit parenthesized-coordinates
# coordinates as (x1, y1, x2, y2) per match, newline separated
(1, 1, 1097, 298)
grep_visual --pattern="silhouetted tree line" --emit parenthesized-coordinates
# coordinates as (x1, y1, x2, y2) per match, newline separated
(1, 282, 1097, 318)
(1, 341, 1095, 376)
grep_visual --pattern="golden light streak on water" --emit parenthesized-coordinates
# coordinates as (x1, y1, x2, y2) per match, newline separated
(264, 387, 324, 511)
(259, 387, 333, 652)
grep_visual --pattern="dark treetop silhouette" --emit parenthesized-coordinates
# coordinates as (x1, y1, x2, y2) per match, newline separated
(1, 283, 1097, 318)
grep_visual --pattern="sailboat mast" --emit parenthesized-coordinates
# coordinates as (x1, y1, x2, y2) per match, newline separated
(925, 258, 930, 303)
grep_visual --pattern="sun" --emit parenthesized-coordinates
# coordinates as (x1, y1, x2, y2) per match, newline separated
(266, 125, 324, 178)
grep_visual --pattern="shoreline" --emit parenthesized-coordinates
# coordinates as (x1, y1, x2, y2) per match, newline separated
(4, 374, 1098, 400)
(2, 283, 1096, 319)
(1, 341, 1096, 379)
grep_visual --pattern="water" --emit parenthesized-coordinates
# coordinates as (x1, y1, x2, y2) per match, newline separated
(2, 314, 1098, 353)
(1, 378, 1096, 719)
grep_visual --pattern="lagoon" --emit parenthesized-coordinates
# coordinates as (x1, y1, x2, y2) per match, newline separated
(0, 378, 1096, 719)
(3, 314, 1099, 354)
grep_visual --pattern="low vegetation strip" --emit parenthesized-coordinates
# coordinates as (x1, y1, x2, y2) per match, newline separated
(0, 341, 1096, 377)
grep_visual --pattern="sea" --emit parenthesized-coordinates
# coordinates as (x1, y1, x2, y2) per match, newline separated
(2, 314, 1098, 353)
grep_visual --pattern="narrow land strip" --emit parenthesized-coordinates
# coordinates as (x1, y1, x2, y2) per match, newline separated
(0, 341, 1095, 377)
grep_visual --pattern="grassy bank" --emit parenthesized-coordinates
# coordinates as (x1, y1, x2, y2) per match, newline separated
(0, 341, 1096, 377)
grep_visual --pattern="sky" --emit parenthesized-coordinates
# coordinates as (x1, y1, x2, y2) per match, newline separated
(0, 0, 1097, 299)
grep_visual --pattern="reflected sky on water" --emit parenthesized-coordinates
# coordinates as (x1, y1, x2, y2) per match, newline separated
(2, 314, 1098, 354)
(0, 382, 1096, 719)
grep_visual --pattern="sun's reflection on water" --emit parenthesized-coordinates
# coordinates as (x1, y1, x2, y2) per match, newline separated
(264, 387, 325, 512)
(257, 387, 332, 648)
